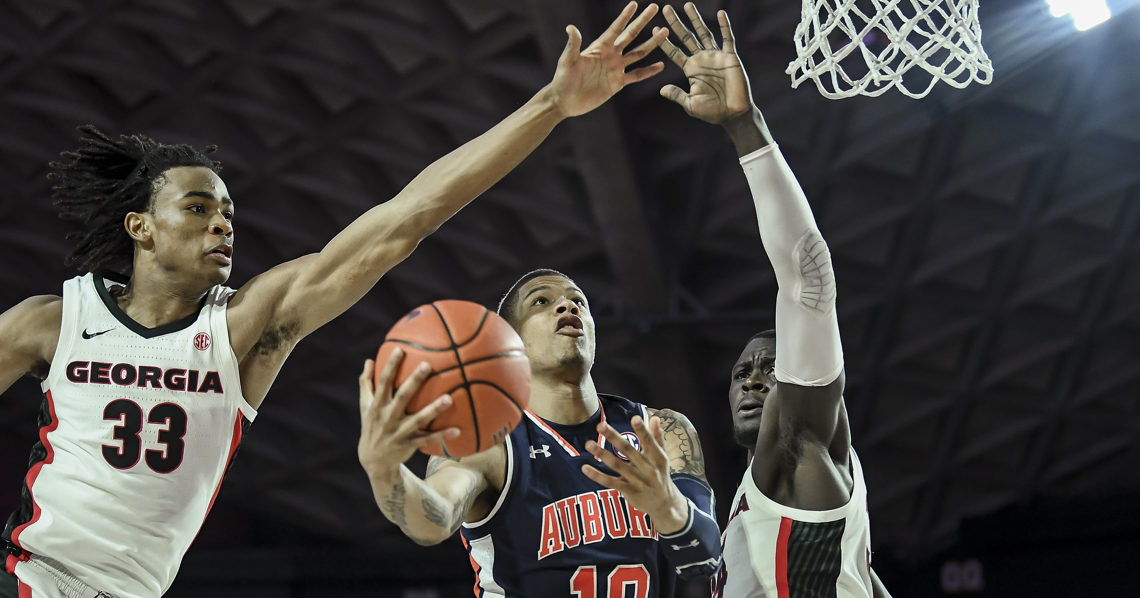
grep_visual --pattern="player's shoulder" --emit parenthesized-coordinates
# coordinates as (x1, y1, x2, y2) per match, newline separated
(599, 392, 651, 415)
(225, 254, 318, 353)
(1, 294, 63, 330)
(646, 406, 697, 431)
(0, 294, 63, 367)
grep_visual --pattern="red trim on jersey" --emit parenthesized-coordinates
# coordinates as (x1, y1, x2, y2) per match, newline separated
(594, 402, 609, 453)
(459, 534, 484, 597)
(523, 403, 608, 457)
(776, 516, 793, 598)
(9, 391, 61, 553)
(524, 410, 578, 456)
(18, 579, 32, 598)
(206, 414, 243, 514)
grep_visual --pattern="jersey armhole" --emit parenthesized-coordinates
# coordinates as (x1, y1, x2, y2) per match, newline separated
(213, 285, 256, 419)
(462, 434, 516, 532)
(42, 277, 82, 392)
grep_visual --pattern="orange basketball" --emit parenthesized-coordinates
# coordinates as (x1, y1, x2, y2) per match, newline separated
(374, 300, 530, 458)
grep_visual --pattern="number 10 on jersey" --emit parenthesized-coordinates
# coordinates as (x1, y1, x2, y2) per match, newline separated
(571, 564, 650, 598)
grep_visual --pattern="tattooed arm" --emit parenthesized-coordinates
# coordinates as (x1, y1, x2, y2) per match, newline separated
(358, 354, 504, 545)
(367, 446, 504, 545)
(651, 408, 710, 483)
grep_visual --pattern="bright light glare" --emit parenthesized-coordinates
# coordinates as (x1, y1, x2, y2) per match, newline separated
(1046, 0, 1112, 31)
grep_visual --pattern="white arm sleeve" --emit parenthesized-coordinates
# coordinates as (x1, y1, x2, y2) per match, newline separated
(740, 144, 843, 386)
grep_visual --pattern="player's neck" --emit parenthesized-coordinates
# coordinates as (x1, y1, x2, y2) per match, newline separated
(528, 375, 600, 425)
(113, 268, 209, 328)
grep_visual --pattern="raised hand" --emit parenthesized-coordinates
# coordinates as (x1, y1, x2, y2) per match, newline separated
(581, 415, 689, 534)
(357, 350, 459, 477)
(659, 3, 754, 124)
(550, 2, 669, 118)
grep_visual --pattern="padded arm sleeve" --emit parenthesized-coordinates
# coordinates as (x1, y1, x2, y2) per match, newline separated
(659, 474, 721, 580)
(739, 144, 843, 386)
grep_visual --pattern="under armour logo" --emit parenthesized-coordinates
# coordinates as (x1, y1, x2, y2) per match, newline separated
(671, 539, 701, 550)
(82, 328, 113, 339)
(529, 444, 551, 459)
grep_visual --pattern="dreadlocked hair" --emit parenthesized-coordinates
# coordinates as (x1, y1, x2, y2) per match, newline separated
(50, 124, 221, 276)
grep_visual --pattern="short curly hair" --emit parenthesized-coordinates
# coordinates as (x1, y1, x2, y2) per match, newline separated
(51, 125, 221, 276)
(496, 268, 575, 328)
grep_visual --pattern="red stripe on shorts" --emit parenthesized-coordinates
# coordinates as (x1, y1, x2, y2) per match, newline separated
(776, 516, 793, 598)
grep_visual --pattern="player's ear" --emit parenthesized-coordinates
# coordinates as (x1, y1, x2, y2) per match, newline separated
(124, 211, 152, 244)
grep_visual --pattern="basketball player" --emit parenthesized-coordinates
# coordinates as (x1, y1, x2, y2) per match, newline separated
(0, 3, 668, 596)
(655, 4, 892, 596)
(358, 274, 721, 597)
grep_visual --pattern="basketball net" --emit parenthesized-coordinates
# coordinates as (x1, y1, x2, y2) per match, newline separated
(786, 0, 994, 99)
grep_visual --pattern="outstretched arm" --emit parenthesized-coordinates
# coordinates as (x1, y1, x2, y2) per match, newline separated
(233, 3, 668, 363)
(659, 4, 845, 445)
(357, 352, 500, 545)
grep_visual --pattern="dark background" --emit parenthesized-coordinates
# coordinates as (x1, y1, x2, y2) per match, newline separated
(1, 0, 1138, 596)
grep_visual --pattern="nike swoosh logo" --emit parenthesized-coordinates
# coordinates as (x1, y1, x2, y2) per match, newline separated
(82, 328, 114, 339)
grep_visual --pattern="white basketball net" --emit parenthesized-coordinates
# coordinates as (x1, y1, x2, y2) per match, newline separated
(787, 0, 994, 99)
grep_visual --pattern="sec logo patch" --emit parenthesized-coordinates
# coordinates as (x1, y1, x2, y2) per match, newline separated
(615, 431, 641, 460)
(193, 332, 211, 351)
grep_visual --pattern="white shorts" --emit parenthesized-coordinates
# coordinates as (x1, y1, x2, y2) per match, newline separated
(11, 556, 110, 598)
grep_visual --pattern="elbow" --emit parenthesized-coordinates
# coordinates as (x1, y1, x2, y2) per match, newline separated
(408, 534, 444, 547)
(407, 527, 452, 546)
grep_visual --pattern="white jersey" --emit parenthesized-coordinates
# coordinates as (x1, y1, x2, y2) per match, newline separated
(712, 449, 873, 598)
(4, 273, 256, 598)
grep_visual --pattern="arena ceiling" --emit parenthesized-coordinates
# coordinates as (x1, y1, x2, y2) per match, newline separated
(0, 0, 1137, 565)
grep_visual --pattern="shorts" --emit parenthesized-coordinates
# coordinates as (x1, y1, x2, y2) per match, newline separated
(6, 556, 111, 598)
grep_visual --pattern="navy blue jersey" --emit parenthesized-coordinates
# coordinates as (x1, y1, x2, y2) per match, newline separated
(460, 394, 676, 598)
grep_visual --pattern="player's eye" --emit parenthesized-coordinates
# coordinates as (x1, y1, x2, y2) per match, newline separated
(532, 297, 547, 306)
(188, 204, 204, 213)
(572, 297, 586, 306)
(223, 211, 234, 220)
(733, 369, 749, 380)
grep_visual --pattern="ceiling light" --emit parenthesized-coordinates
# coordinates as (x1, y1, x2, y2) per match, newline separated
(1046, 0, 1112, 31)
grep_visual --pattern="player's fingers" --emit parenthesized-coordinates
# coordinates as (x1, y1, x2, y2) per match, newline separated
(415, 427, 462, 451)
(358, 359, 376, 416)
(406, 394, 453, 431)
(561, 24, 582, 63)
(684, 2, 717, 50)
(623, 62, 665, 86)
(596, 423, 650, 472)
(663, 4, 702, 53)
(581, 463, 626, 490)
(643, 416, 670, 469)
(650, 415, 667, 447)
(391, 362, 431, 413)
(584, 439, 647, 485)
(598, 1, 639, 45)
(718, 10, 735, 54)
(657, 36, 688, 68)
(659, 84, 688, 108)
(623, 27, 668, 66)
(629, 416, 667, 471)
(376, 348, 405, 403)
(614, 3, 659, 50)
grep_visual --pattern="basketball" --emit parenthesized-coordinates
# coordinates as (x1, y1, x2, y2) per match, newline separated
(374, 300, 531, 458)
